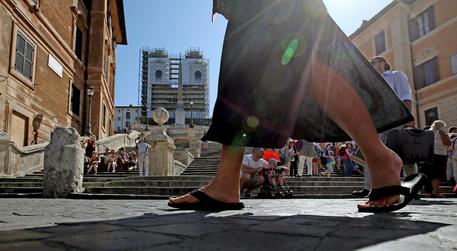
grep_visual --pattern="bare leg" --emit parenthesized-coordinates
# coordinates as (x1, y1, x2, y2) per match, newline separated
(309, 58, 403, 207)
(432, 179, 442, 196)
(169, 145, 244, 204)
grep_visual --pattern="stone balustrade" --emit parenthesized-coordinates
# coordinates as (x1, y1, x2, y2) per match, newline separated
(0, 139, 47, 178)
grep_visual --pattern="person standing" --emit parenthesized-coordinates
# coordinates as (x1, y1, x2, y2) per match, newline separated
(353, 56, 413, 197)
(426, 120, 452, 197)
(136, 133, 151, 177)
(446, 126, 457, 184)
(297, 139, 316, 176)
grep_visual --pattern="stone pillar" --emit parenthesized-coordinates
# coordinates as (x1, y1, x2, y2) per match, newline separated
(43, 128, 84, 197)
(145, 126, 176, 176)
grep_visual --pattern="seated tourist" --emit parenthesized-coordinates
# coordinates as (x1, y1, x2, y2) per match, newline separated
(240, 148, 268, 197)
(128, 151, 138, 172)
(117, 147, 130, 171)
(87, 151, 99, 175)
(106, 149, 118, 173)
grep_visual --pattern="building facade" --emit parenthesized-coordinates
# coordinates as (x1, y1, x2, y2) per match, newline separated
(350, 0, 457, 129)
(0, 0, 126, 147)
(114, 105, 141, 132)
(140, 48, 209, 125)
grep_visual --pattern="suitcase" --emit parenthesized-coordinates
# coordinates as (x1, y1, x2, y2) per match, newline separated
(385, 128, 434, 164)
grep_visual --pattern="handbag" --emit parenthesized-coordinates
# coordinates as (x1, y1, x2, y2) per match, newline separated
(385, 128, 434, 164)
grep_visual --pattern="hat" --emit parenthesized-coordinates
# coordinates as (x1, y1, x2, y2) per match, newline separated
(268, 158, 280, 164)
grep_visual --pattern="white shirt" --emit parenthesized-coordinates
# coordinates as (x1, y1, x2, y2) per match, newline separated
(241, 154, 268, 177)
(433, 130, 448, 156)
(382, 71, 413, 102)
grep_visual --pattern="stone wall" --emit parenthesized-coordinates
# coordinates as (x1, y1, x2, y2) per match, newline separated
(0, 139, 46, 178)
(95, 131, 141, 152)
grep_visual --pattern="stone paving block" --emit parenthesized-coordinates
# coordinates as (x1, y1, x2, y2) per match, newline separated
(109, 212, 206, 227)
(0, 241, 64, 251)
(315, 237, 380, 251)
(158, 231, 322, 251)
(249, 223, 334, 237)
(36, 223, 121, 235)
(135, 223, 234, 237)
(332, 224, 444, 240)
(0, 230, 52, 243)
(50, 230, 180, 251)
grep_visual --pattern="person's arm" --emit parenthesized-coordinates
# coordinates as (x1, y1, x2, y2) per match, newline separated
(439, 130, 452, 146)
(345, 148, 352, 157)
(241, 164, 259, 174)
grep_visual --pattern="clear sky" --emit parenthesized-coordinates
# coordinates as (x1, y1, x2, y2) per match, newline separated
(115, 0, 394, 114)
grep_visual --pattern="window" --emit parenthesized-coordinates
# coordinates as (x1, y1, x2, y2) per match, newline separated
(117, 117, 121, 121)
(104, 53, 109, 81)
(70, 84, 81, 116)
(15, 33, 35, 81)
(126, 121, 130, 128)
(414, 57, 439, 89)
(195, 71, 202, 83)
(75, 26, 83, 60)
(451, 53, 457, 75)
(375, 31, 386, 55)
(424, 107, 439, 127)
(409, 6, 436, 41)
(126, 111, 130, 119)
(155, 70, 162, 83)
(102, 105, 106, 128)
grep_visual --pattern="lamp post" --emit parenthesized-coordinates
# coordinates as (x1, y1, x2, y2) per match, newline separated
(190, 100, 194, 128)
(86, 87, 94, 136)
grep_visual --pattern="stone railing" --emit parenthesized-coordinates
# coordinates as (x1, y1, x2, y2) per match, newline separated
(0, 130, 142, 178)
(173, 160, 186, 176)
(174, 149, 195, 167)
(0, 139, 47, 178)
(95, 131, 141, 153)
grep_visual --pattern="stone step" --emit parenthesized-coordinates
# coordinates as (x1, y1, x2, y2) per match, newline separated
(0, 193, 44, 198)
(0, 182, 43, 188)
(84, 186, 364, 196)
(0, 187, 43, 193)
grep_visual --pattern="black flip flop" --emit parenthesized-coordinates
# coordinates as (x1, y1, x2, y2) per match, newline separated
(168, 190, 245, 211)
(358, 173, 426, 213)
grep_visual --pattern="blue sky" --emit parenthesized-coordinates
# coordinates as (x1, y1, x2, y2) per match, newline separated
(115, 0, 393, 114)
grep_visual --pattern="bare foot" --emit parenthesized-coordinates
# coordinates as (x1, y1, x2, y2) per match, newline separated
(358, 147, 403, 209)
(169, 180, 241, 205)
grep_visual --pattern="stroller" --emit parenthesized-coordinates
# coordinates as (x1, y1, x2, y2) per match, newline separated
(256, 166, 293, 199)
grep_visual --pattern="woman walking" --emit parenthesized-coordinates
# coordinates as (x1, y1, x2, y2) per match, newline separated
(169, 0, 424, 212)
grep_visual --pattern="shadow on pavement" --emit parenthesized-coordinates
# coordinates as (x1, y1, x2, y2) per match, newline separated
(410, 199, 456, 206)
(0, 212, 448, 251)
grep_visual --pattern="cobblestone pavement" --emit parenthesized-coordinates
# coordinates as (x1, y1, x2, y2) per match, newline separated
(0, 198, 456, 251)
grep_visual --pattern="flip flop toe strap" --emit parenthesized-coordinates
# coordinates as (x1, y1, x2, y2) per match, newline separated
(188, 189, 217, 205)
(368, 186, 411, 201)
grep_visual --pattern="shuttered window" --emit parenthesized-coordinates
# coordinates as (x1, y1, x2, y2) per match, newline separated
(414, 57, 440, 90)
(15, 33, 35, 81)
(409, 6, 436, 42)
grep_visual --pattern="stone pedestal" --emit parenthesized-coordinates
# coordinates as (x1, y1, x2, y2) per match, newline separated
(43, 128, 84, 197)
(174, 107, 186, 128)
(145, 126, 176, 176)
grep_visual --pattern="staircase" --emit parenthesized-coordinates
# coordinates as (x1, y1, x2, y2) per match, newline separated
(0, 142, 455, 198)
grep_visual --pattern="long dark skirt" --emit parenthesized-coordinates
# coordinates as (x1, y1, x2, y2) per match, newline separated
(202, 0, 413, 148)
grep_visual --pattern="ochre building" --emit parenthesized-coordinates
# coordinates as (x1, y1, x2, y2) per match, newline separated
(350, 0, 457, 129)
(0, 0, 127, 146)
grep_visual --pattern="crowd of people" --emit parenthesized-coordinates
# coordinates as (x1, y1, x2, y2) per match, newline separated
(82, 133, 150, 176)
